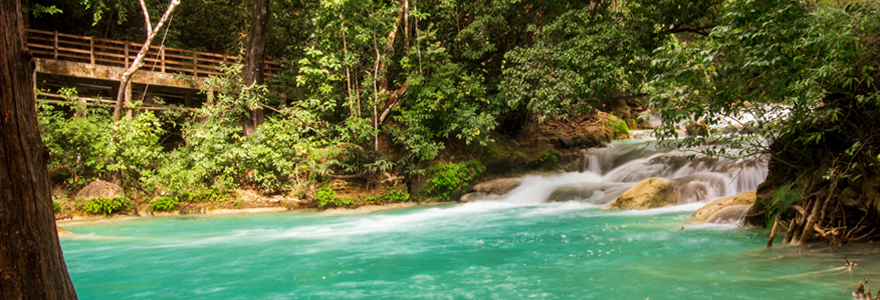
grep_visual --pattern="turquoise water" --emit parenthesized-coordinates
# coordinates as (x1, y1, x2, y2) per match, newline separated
(60, 201, 880, 299)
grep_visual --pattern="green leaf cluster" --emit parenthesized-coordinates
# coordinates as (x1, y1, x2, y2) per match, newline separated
(150, 196, 179, 212)
(315, 186, 352, 208)
(427, 160, 485, 200)
(81, 197, 130, 216)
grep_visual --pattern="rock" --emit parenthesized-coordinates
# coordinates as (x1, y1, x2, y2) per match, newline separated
(602, 177, 678, 210)
(474, 178, 522, 195)
(459, 192, 495, 202)
(136, 204, 153, 216)
(691, 191, 757, 223)
(685, 120, 709, 136)
(74, 180, 124, 200)
(549, 186, 597, 202)
(674, 174, 727, 203)
(57, 225, 75, 237)
(704, 205, 752, 224)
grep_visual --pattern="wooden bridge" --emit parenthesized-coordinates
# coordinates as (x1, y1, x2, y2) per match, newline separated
(26, 29, 282, 110)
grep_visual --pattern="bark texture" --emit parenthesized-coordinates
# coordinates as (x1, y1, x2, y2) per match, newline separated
(0, 0, 78, 298)
(242, 0, 270, 136)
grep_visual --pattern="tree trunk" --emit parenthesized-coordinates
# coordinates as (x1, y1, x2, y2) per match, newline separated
(112, 0, 180, 122)
(0, 0, 78, 298)
(241, 0, 270, 136)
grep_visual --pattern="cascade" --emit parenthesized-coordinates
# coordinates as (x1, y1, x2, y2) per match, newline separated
(496, 140, 768, 207)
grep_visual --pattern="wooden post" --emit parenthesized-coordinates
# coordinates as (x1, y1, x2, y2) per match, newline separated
(192, 50, 197, 76)
(89, 37, 94, 64)
(124, 82, 132, 118)
(52, 31, 57, 59)
(223, 54, 227, 66)
(124, 41, 129, 68)
(160, 47, 165, 73)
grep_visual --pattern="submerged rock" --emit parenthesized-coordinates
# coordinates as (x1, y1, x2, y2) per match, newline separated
(548, 186, 597, 203)
(691, 191, 757, 223)
(459, 192, 498, 202)
(548, 183, 633, 205)
(602, 177, 678, 210)
(474, 178, 522, 195)
(75, 180, 125, 200)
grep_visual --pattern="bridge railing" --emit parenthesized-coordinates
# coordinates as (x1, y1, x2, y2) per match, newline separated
(25, 29, 282, 79)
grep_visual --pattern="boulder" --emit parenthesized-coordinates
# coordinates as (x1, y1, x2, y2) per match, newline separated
(602, 177, 678, 210)
(474, 178, 522, 195)
(75, 180, 124, 200)
(548, 186, 597, 202)
(691, 191, 757, 223)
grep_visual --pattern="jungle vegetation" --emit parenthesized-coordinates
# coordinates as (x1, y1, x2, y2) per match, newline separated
(27, 0, 880, 245)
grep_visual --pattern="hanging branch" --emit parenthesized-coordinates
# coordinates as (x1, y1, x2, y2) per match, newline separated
(112, 0, 181, 122)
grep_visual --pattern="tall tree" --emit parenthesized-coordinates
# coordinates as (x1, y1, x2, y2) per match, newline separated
(0, 0, 78, 298)
(241, 0, 270, 136)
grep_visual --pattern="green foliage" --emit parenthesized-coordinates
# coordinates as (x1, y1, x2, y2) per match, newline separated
(315, 186, 352, 208)
(150, 196, 179, 212)
(52, 199, 63, 214)
(537, 149, 561, 169)
(38, 88, 165, 189)
(502, 0, 721, 121)
(765, 184, 802, 227)
(427, 160, 485, 200)
(177, 190, 230, 203)
(147, 67, 324, 195)
(606, 116, 631, 139)
(29, 4, 63, 18)
(364, 188, 411, 203)
(650, 0, 880, 160)
(81, 197, 130, 216)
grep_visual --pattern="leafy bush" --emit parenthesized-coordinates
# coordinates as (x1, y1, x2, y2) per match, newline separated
(178, 190, 231, 203)
(37, 88, 165, 189)
(150, 196, 179, 212)
(427, 160, 485, 200)
(52, 199, 62, 214)
(315, 186, 352, 208)
(81, 197, 130, 216)
(381, 189, 410, 202)
(365, 188, 411, 203)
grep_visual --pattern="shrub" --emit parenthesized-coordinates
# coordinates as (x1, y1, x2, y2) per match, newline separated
(150, 196, 179, 212)
(81, 197, 130, 216)
(315, 186, 352, 208)
(428, 160, 485, 200)
(382, 188, 410, 202)
(52, 199, 62, 214)
(178, 190, 231, 203)
(365, 188, 411, 203)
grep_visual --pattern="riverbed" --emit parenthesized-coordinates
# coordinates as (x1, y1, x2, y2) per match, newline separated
(58, 141, 880, 299)
(60, 201, 880, 299)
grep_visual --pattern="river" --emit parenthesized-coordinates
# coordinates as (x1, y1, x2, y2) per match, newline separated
(59, 141, 880, 299)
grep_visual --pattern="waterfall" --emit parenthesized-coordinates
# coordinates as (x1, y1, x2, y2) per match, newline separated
(497, 140, 768, 207)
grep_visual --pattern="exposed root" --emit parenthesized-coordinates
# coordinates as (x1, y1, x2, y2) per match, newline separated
(854, 279, 880, 300)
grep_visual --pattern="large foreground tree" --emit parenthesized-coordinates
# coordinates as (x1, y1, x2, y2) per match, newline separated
(0, 0, 78, 298)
